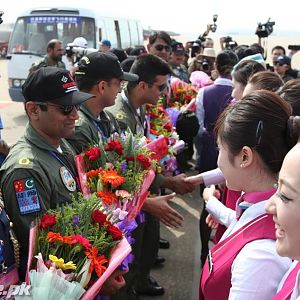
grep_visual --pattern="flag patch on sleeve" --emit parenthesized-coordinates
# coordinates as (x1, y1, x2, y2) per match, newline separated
(13, 178, 41, 215)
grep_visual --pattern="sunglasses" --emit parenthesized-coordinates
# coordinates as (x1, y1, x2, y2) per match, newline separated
(274, 61, 285, 66)
(145, 81, 168, 92)
(35, 102, 81, 116)
(154, 44, 171, 52)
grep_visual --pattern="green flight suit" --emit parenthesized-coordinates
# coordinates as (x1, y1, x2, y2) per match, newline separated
(107, 88, 161, 299)
(0, 123, 78, 279)
(29, 56, 66, 73)
(66, 103, 121, 154)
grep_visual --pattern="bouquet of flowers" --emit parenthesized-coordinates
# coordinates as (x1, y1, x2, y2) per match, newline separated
(75, 131, 156, 222)
(168, 78, 198, 111)
(146, 100, 185, 174)
(25, 193, 131, 299)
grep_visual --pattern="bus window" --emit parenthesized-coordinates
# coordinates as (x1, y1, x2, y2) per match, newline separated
(129, 20, 139, 46)
(9, 18, 26, 53)
(8, 16, 96, 55)
(104, 18, 118, 47)
(118, 19, 130, 48)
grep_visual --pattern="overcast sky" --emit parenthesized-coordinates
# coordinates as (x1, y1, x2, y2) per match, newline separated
(2, 0, 300, 37)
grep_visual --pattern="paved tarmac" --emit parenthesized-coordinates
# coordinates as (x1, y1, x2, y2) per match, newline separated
(0, 58, 203, 300)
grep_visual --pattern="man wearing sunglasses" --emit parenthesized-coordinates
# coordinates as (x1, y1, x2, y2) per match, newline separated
(0, 66, 92, 280)
(66, 51, 139, 153)
(107, 54, 195, 299)
(274, 55, 294, 83)
(147, 31, 172, 62)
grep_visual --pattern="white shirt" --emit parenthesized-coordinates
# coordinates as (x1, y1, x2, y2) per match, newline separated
(206, 199, 292, 300)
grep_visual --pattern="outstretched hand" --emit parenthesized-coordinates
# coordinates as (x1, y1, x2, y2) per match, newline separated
(143, 193, 184, 228)
(184, 174, 204, 186)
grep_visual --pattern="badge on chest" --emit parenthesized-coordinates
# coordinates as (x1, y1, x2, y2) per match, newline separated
(60, 167, 76, 192)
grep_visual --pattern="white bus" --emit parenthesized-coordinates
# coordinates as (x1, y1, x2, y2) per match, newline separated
(7, 7, 144, 101)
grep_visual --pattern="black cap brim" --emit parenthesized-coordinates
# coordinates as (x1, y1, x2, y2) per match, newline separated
(120, 72, 139, 81)
(51, 90, 94, 106)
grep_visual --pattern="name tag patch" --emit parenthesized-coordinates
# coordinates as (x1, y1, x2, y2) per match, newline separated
(60, 166, 76, 192)
(14, 178, 41, 215)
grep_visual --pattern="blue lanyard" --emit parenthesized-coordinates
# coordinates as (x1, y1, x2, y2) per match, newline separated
(92, 120, 107, 141)
(49, 150, 79, 190)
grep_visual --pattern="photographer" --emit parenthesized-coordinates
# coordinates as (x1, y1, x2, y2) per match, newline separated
(65, 37, 98, 75)
(220, 36, 238, 51)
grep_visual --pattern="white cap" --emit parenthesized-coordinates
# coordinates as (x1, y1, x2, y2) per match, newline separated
(68, 37, 88, 48)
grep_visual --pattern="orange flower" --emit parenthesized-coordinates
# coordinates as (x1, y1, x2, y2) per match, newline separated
(85, 246, 108, 277)
(62, 235, 76, 245)
(97, 191, 118, 205)
(47, 232, 63, 243)
(86, 169, 101, 181)
(101, 170, 125, 188)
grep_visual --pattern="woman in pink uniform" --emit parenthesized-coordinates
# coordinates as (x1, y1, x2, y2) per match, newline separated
(266, 116, 300, 300)
(199, 90, 296, 300)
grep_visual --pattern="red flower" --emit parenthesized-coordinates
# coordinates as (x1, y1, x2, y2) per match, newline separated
(184, 94, 192, 101)
(85, 147, 101, 161)
(91, 209, 108, 226)
(105, 140, 123, 155)
(107, 224, 123, 240)
(137, 154, 152, 170)
(126, 156, 134, 162)
(163, 122, 172, 132)
(74, 234, 92, 249)
(40, 214, 56, 229)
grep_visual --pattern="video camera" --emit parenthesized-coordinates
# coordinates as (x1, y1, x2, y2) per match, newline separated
(0, 11, 4, 25)
(65, 45, 98, 64)
(223, 36, 238, 50)
(255, 18, 275, 38)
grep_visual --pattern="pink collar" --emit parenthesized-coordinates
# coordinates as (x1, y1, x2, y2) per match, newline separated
(236, 188, 276, 219)
(241, 188, 276, 204)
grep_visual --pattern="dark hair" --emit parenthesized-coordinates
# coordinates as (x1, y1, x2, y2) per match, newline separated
(232, 60, 265, 86)
(215, 90, 293, 173)
(215, 50, 238, 76)
(247, 71, 283, 93)
(249, 43, 264, 55)
(278, 78, 300, 116)
(109, 48, 128, 62)
(127, 54, 171, 90)
(47, 39, 62, 51)
(75, 75, 99, 91)
(234, 45, 249, 60)
(148, 31, 172, 46)
(271, 45, 286, 55)
(121, 56, 136, 72)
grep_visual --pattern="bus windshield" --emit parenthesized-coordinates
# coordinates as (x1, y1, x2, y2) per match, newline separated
(8, 16, 96, 55)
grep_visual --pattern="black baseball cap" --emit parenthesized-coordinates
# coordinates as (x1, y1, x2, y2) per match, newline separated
(22, 67, 93, 105)
(75, 52, 139, 81)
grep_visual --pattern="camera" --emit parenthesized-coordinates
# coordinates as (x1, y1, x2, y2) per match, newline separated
(65, 45, 98, 64)
(255, 18, 275, 38)
(288, 45, 300, 51)
(0, 11, 4, 25)
(196, 58, 210, 71)
(223, 36, 238, 50)
(209, 14, 218, 33)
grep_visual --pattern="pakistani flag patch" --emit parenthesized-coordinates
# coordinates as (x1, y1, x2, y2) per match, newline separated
(14, 177, 41, 215)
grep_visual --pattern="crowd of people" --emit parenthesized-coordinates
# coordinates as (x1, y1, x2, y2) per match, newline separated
(0, 27, 300, 300)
